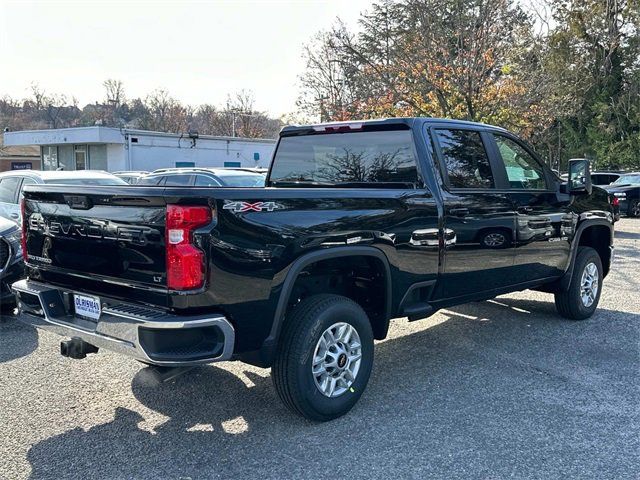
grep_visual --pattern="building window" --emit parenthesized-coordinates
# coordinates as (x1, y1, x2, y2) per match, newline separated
(41, 146, 58, 170)
(175, 161, 195, 168)
(75, 145, 87, 170)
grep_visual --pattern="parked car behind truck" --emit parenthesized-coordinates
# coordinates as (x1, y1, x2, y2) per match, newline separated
(13, 118, 614, 421)
(603, 172, 640, 217)
(591, 171, 622, 186)
(0, 170, 127, 224)
(0, 217, 23, 309)
(137, 167, 265, 187)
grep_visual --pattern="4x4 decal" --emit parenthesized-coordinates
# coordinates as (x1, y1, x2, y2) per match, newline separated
(222, 201, 283, 213)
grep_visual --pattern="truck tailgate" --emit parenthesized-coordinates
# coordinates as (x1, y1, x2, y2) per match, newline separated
(23, 187, 168, 289)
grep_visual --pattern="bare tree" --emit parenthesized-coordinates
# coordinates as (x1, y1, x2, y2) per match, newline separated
(142, 89, 191, 132)
(103, 79, 126, 107)
(213, 90, 280, 138)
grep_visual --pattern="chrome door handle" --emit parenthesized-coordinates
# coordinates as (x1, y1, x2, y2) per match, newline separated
(410, 228, 439, 247)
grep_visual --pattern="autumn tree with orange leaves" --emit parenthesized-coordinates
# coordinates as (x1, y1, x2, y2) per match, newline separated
(298, 0, 640, 171)
(298, 0, 544, 126)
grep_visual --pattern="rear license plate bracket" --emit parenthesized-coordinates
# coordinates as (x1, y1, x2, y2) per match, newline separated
(73, 293, 101, 321)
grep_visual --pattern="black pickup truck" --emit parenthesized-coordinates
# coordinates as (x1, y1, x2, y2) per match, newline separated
(13, 118, 615, 421)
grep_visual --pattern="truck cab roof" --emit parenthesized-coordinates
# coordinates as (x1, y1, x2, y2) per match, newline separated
(280, 117, 509, 135)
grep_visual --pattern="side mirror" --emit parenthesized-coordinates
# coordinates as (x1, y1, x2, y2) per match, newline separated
(568, 159, 592, 195)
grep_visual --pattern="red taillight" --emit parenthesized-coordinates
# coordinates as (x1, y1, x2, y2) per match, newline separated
(166, 205, 212, 290)
(20, 198, 27, 262)
(612, 196, 619, 207)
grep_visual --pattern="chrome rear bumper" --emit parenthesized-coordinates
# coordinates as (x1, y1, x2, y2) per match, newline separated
(11, 279, 235, 366)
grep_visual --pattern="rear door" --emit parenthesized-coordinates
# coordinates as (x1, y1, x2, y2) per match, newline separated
(430, 127, 517, 300)
(488, 132, 570, 282)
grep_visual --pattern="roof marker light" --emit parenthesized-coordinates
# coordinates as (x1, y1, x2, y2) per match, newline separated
(312, 123, 363, 133)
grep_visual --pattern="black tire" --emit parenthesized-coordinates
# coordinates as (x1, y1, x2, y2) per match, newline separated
(554, 246, 603, 320)
(628, 199, 640, 218)
(272, 294, 374, 422)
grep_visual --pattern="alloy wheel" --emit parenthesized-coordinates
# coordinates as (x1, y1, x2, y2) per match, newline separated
(312, 322, 362, 398)
(483, 232, 506, 247)
(580, 262, 599, 308)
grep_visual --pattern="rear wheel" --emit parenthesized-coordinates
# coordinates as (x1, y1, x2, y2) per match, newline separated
(554, 247, 602, 320)
(628, 199, 640, 217)
(272, 294, 374, 422)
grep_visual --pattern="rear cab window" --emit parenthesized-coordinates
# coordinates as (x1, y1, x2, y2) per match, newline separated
(269, 128, 421, 187)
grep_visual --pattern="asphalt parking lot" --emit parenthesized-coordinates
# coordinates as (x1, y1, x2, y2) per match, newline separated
(1, 219, 638, 480)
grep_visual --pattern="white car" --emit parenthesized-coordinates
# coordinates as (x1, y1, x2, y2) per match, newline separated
(0, 170, 127, 224)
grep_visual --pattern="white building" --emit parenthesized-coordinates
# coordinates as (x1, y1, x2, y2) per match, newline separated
(2, 126, 276, 172)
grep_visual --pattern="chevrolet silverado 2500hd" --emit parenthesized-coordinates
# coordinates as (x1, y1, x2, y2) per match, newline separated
(13, 118, 614, 421)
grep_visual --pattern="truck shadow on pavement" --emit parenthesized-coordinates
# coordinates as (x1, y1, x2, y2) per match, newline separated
(613, 228, 640, 240)
(0, 312, 38, 364)
(25, 296, 640, 479)
(615, 231, 640, 240)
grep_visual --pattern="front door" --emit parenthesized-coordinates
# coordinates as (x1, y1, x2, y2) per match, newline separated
(74, 145, 87, 170)
(430, 127, 517, 300)
(488, 133, 571, 283)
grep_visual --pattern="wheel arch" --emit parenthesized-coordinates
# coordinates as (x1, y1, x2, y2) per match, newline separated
(560, 219, 613, 290)
(261, 246, 393, 362)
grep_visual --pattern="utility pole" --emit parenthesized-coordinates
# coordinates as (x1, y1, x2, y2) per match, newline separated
(231, 110, 237, 137)
(229, 110, 262, 137)
(315, 95, 328, 122)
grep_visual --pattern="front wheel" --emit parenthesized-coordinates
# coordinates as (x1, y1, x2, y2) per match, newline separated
(628, 199, 640, 218)
(554, 246, 603, 320)
(272, 294, 374, 422)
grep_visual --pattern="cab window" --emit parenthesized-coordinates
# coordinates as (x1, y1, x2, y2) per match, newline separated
(194, 175, 221, 187)
(0, 177, 21, 203)
(434, 129, 495, 189)
(164, 175, 194, 186)
(494, 135, 547, 190)
(137, 176, 165, 186)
